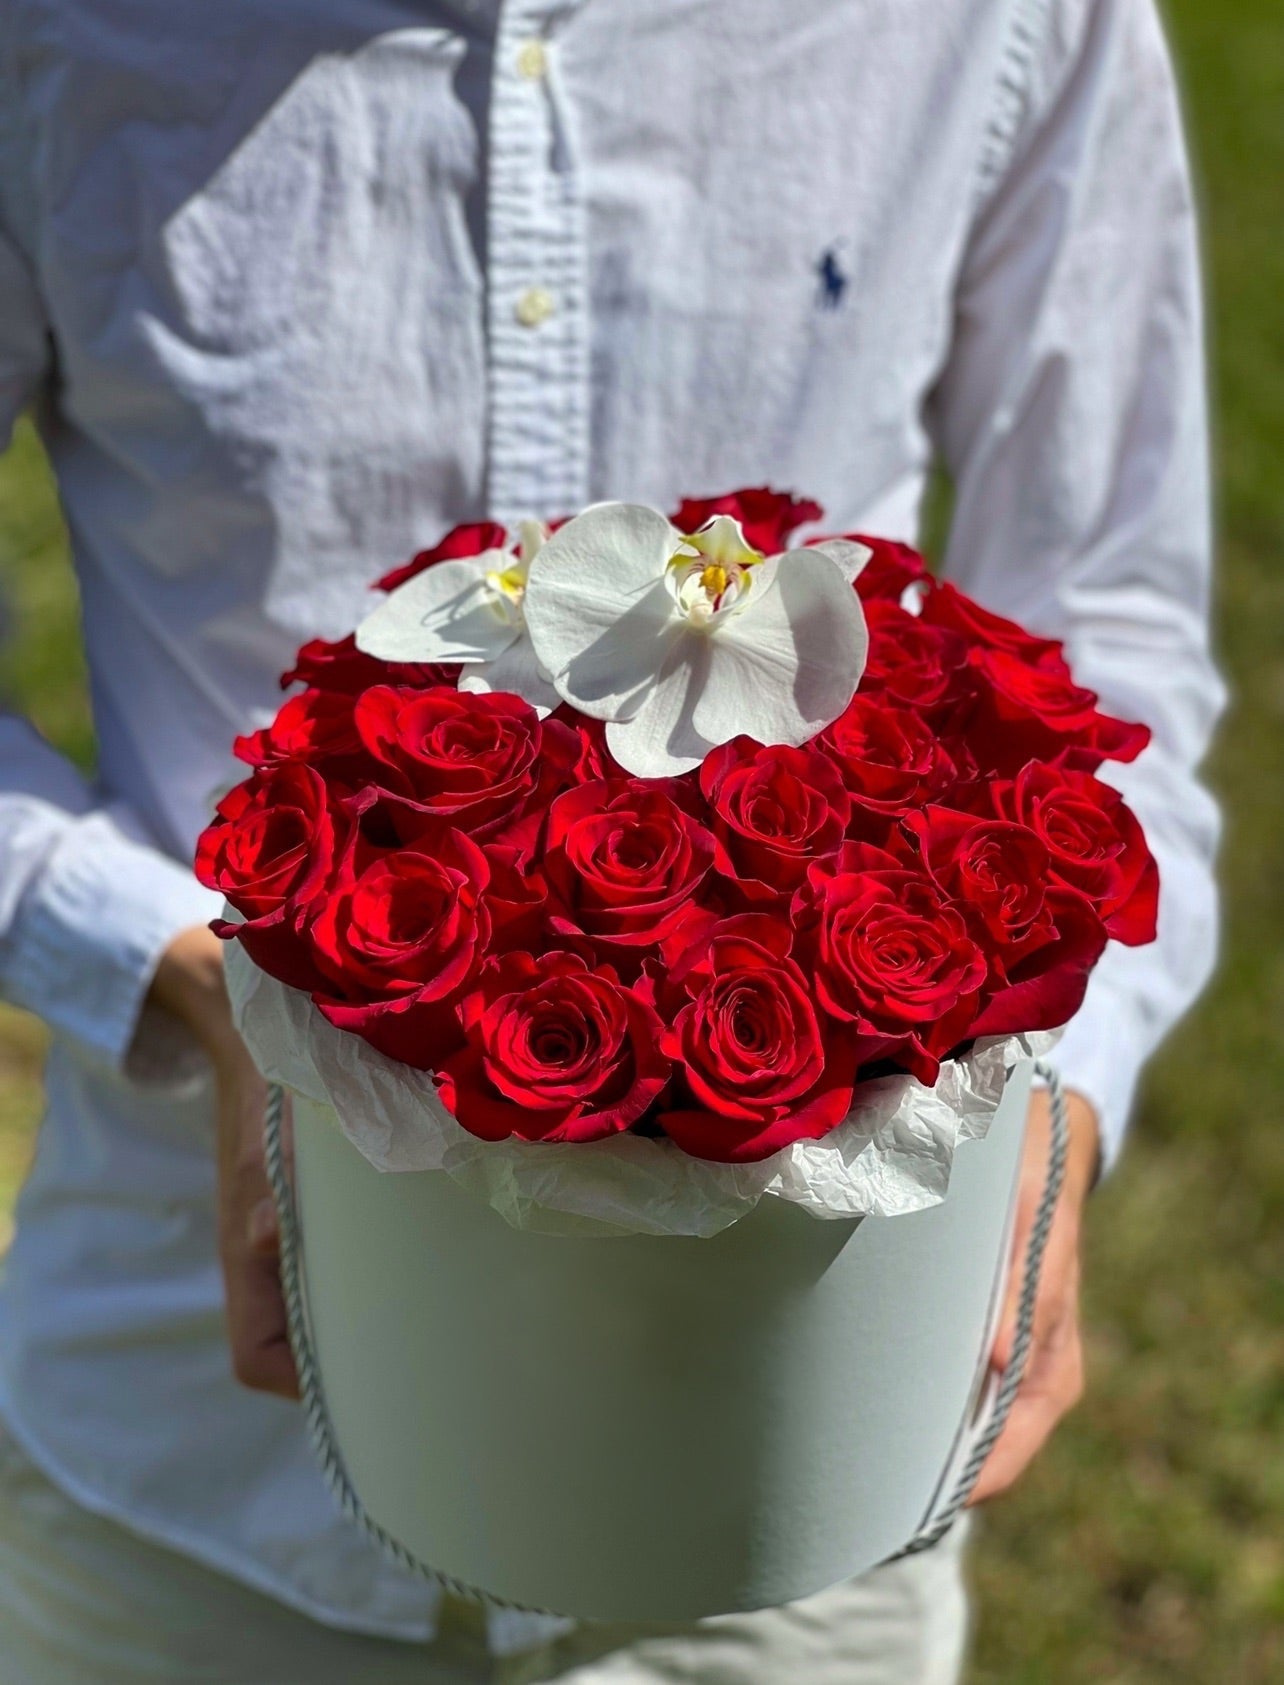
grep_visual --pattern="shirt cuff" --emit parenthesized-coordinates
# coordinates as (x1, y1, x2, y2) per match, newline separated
(5, 813, 223, 1077)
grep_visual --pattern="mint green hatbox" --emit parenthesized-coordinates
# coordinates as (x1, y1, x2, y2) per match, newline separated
(267, 1056, 1061, 1622)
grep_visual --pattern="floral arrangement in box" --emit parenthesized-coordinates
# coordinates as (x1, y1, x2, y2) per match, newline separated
(197, 489, 1156, 1165)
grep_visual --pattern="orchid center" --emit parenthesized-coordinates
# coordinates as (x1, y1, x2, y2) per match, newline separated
(483, 561, 528, 617)
(482, 520, 546, 624)
(666, 515, 764, 629)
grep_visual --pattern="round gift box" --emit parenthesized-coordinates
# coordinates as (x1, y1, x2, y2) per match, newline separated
(289, 1058, 1033, 1622)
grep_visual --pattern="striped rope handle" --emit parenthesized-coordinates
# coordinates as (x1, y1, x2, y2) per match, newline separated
(263, 1060, 1070, 1600)
(894, 1059, 1070, 1557)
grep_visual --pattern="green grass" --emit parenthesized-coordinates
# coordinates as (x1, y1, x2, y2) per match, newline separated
(1, 3, 1281, 1676)
(0, 423, 82, 1246)
(965, 2, 1284, 1678)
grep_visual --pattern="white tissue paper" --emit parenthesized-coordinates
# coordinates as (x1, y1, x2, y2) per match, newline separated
(224, 934, 1060, 1239)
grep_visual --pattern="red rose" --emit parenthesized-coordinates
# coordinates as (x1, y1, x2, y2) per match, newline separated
(374, 520, 509, 592)
(861, 599, 970, 711)
(800, 843, 988, 1084)
(234, 687, 365, 772)
(309, 829, 491, 1067)
(992, 763, 1159, 944)
(820, 694, 957, 816)
(964, 646, 1151, 773)
(482, 842, 549, 949)
(700, 737, 850, 899)
(354, 685, 545, 838)
(544, 778, 717, 955)
(657, 918, 858, 1162)
(280, 633, 453, 695)
(967, 887, 1108, 1039)
(903, 806, 1108, 1034)
(904, 808, 1054, 958)
(548, 709, 626, 783)
(670, 487, 823, 554)
(919, 581, 1066, 668)
(437, 952, 670, 1143)
(195, 763, 336, 991)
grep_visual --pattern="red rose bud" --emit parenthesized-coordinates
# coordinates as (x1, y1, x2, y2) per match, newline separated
(820, 694, 958, 818)
(903, 805, 1110, 1034)
(920, 581, 1066, 668)
(658, 926, 858, 1162)
(437, 952, 670, 1143)
(700, 737, 850, 900)
(309, 829, 491, 1068)
(234, 687, 366, 773)
(353, 685, 545, 839)
(802, 844, 989, 1086)
(904, 808, 1055, 959)
(860, 600, 970, 712)
(543, 778, 717, 955)
(967, 887, 1108, 1039)
(195, 762, 336, 992)
(481, 842, 549, 950)
(547, 709, 626, 784)
(991, 763, 1159, 945)
(374, 521, 510, 593)
(963, 645, 1151, 774)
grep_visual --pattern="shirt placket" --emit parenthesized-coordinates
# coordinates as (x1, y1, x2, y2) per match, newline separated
(486, 0, 590, 527)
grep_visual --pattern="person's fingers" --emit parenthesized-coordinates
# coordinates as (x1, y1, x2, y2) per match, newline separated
(972, 1088, 1099, 1503)
(215, 1073, 299, 1400)
(224, 1246, 299, 1399)
(969, 1265, 1084, 1505)
(969, 1317, 1084, 1502)
(969, 1397, 1058, 1505)
(221, 1207, 299, 1399)
(247, 1194, 280, 1255)
(997, 1213, 1079, 1360)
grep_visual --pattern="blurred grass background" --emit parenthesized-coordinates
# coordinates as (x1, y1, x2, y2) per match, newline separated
(0, 0, 1281, 1677)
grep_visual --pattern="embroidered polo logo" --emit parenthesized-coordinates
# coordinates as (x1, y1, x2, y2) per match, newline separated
(816, 245, 848, 309)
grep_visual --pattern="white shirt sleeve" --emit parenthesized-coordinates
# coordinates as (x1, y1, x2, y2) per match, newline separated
(0, 217, 221, 1074)
(927, 0, 1225, 1167)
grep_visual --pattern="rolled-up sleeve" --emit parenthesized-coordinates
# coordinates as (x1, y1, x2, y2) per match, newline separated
(0, 217, 221, 1074)
(927, 0, 1225, 1166)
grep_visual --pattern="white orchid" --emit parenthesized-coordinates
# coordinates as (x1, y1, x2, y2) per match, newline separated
(521, 503, 871, 778)
(355, 520, 560, 716)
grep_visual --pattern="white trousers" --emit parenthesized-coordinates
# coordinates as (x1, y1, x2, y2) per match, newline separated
(0, 1427, 970, 1684)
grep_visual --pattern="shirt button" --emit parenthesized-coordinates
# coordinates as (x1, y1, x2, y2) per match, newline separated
(515, 287, 556, 328)
(516, 38, 549, 80)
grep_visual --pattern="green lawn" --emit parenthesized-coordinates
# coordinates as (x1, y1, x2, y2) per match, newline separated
(1, 2, 1282, 1676)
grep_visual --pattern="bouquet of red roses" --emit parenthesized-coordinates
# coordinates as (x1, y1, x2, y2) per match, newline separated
(197, 488, 1156, 1164)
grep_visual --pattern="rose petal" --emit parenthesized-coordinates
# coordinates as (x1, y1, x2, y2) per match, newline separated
(356, 554, 520, 665)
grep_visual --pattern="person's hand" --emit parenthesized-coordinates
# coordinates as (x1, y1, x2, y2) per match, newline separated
(968, 1085, 1100, 1505)
(149, 925, 300, 1400)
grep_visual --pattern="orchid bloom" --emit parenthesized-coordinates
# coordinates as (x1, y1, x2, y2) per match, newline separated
(354, 521, 560, 716)
(522, 503, 871, 778)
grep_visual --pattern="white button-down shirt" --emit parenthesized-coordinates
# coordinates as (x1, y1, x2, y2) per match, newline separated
(0, 0, 1222, 1649)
